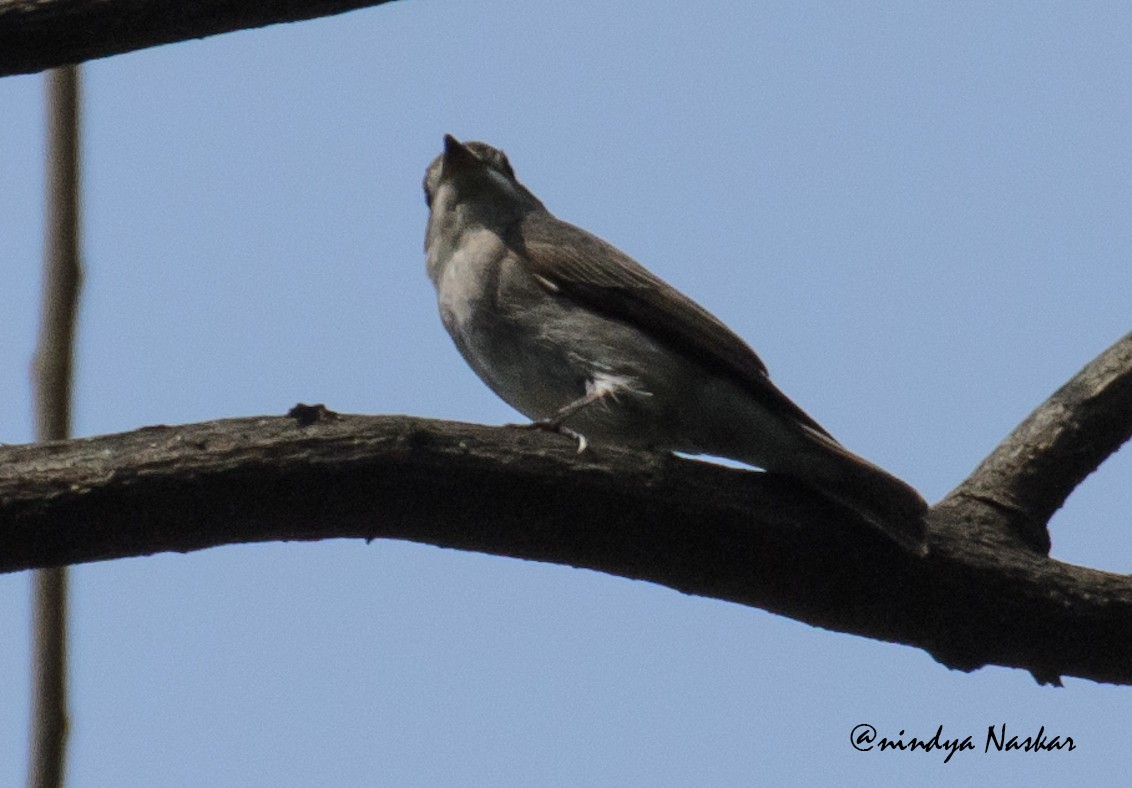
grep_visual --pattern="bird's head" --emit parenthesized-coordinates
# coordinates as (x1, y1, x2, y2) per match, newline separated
(423, 136, 544, 235)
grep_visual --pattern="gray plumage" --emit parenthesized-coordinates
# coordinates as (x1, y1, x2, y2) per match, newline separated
(423, 135, 927, 553)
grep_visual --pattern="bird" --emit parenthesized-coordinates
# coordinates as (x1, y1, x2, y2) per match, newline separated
(422, 135, 928, 553)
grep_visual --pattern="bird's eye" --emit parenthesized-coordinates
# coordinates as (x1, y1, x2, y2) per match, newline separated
(422, 176, 433, 208)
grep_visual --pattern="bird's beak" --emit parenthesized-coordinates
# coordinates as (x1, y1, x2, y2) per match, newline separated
(442, 134, 479, 175)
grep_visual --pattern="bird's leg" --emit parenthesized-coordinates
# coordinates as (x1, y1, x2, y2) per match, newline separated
(516, 378, 619, 454)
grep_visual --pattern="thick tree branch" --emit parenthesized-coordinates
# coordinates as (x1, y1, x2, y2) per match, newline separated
(0, 0, 401, 79)
(948, 331, 1132, 554)
(1, 398, 1130, 685)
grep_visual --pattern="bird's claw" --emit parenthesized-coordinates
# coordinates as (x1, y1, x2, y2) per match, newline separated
(561, 427, 588, 454)
(514, 419, 589, 454)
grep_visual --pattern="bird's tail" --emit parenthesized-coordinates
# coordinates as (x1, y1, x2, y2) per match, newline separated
(782, 428, 929, 554)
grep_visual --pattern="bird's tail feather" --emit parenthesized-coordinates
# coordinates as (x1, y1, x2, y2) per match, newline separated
(784, 430, 928, 554)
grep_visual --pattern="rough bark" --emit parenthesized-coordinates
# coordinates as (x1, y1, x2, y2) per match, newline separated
(950, 332, 1132, 553)
(2, 325, 1131, 688)
(0, 0, 401, 78)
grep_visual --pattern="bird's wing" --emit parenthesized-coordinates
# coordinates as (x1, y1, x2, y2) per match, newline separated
(514, 211, 834, 439)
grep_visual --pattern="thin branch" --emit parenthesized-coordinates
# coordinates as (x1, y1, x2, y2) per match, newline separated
(32, 67, 82, 442)
(27, 65, 82, 788)
(0, 0, 402, 78)
(25, 571, 68, 788)
(948, 330, 1132, 553)
(1, 405, 1130, 685)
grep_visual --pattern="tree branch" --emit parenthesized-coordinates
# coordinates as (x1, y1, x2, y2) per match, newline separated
(0, 0, 401, 79)
(26, 64, 82, 788)
(2, 388, 1130, 685)
(948, 330, 1132, 553)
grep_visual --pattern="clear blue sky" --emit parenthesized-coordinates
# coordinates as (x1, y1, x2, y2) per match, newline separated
(2, 2, 1131, 785)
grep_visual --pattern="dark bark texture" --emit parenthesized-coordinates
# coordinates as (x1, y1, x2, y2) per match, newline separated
(2, 327, 1131, 687)
(0, 0, 400, 78)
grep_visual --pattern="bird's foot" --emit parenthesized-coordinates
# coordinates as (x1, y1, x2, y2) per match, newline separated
(512, 419, 589, 454)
